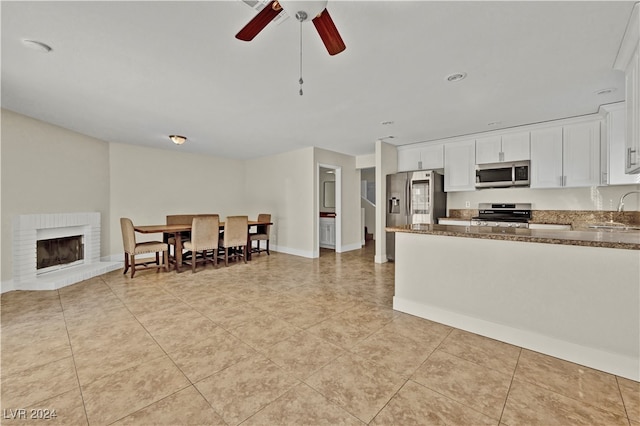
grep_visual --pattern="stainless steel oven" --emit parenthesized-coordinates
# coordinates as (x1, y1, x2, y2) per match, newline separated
(471, 203, 532, 228)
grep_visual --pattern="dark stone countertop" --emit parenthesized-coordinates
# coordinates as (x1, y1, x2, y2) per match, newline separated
(386, 223, 640, 250)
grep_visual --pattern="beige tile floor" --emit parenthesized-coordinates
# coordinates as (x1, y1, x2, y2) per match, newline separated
(1, 242, 638, 425)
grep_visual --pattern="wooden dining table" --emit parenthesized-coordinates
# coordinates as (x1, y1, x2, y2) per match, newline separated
(134, 220, 272, 272)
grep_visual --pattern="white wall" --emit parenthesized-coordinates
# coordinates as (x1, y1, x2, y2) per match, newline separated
(1, 109, 111, 282)
(447, 184, 640, 211)
(376, 140, 398, 263)
(108, 142, 246, 255)
(244, 147, 316, 257)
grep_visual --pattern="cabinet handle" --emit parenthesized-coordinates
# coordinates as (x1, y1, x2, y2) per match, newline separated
(628, 148, 638, 168)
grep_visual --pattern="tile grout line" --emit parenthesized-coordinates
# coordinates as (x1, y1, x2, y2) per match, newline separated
(613, 376, 633, 426)
(58, 287, 91, 426)
(497, 346, 523, 424)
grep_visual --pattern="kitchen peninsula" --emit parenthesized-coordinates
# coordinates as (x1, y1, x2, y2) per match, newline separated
(387, 224, 640, 381)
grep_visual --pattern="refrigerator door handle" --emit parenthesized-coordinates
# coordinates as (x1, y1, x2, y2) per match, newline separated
(405, 176, 411, 223)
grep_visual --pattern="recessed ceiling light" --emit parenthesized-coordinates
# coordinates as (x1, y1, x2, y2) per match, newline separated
(595, 88, 616, 95)
(445, 72, 467, 82)
(22, 39, 52, 53)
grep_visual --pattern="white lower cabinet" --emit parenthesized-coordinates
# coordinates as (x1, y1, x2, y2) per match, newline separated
(530, 121, 601, 188)
(444, 139, 475, 192)
(319, 217, 335, 248)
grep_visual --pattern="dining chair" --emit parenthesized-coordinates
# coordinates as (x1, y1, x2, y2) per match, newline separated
(165, 214, 196, 261)
(249, 213, 271, 255)
(219, 215, 248, 266)
(120, 217, 169, 278)
(182, 215, 219, 273)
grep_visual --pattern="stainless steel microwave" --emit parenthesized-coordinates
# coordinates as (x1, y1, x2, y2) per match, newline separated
(475, 160, 530, 188)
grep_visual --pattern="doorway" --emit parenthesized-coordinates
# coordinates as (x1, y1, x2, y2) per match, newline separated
(317, 164, 341, 256)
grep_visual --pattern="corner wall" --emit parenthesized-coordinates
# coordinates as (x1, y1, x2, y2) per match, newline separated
(1, 109, 111, 283)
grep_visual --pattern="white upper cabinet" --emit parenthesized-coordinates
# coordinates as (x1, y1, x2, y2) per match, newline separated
(614, 3, 640, 174)
(563, 121, 601, 187)
(600, 102, 640, 185)
(624, 47, 640, 173)
(397, 143, 444, 171)
(444, 139, 476, 192)
(476, 132, 530, 164)
(530, 121, 601, 188)
(530, 127, 564, 188)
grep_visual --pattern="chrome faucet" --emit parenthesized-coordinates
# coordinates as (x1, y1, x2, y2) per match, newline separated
(617, 190, 640, 212)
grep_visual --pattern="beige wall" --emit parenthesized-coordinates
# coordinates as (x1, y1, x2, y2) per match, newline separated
(2, 110, 365, 284)
(245, 147, 315, 257)
(108, 142, 246, 255)
(376, 140, 398, 263)
(1, 109, 111, 281)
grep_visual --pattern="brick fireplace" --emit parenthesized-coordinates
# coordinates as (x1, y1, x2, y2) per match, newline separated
(10, 212, 120, 292)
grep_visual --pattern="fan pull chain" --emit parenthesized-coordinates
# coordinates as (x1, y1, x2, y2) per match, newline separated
(298, 17, 304, 96)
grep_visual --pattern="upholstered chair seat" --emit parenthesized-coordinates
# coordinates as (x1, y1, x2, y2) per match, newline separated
(219, 216, 248, 266)
(183, 215, 219, 272)
(249, 213, 271, 255)
(120, 217, 168, 278)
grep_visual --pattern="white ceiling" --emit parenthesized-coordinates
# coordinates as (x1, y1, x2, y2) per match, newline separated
(1, 1, 636, 160)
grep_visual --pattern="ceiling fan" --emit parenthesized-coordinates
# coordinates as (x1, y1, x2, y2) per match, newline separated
(235, 0, 346, 56)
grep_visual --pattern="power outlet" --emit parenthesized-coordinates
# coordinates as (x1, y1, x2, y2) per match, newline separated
(465, 201, 471, 208)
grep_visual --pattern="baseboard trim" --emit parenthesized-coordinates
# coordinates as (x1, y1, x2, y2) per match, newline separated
(393, 296, 639, 381)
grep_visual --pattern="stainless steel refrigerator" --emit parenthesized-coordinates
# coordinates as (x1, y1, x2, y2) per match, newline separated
(386, 170, 446, 261)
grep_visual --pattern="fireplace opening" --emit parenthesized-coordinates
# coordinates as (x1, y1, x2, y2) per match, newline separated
(37, 235, 84, 272)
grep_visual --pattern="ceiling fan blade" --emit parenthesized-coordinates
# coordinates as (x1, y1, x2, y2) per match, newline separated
(312, 8, 346, 56)
(236, 0, 283, 41)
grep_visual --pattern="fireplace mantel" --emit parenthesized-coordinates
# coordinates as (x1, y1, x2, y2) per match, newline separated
(6, 212, 120, 292)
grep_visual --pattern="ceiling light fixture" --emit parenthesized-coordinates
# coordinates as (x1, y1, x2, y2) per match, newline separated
(169, 135, 187, 145)
(22, 39, 52, 53)
(445, 72, 467, 82)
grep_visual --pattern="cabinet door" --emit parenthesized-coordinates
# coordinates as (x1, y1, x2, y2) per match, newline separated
(444, 140, 476, 192)
(563, 121, 600, 187)
(502, 132, 530, 161)
(604, 105, 639, 184)
(530, 127, 563, 188)
(398, 147, 420, 171)
(625, 48, 640, 174)
(475, 136, 501, 164)
(420, 143, 444, 170)
(398, 144, 444, 171)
